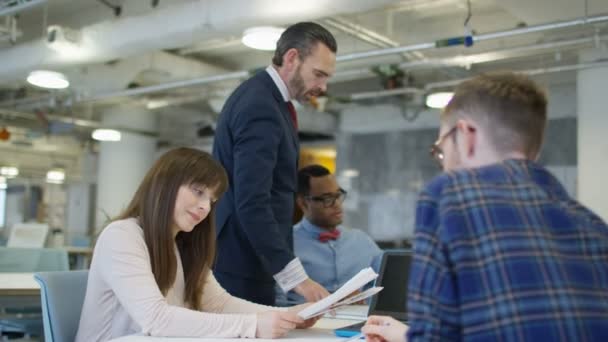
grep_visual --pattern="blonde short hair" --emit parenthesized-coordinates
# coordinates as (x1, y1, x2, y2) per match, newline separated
(442, 72, 548, 158)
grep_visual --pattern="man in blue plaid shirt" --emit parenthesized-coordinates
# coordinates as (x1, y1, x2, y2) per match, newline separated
(362, 72, 608, 341)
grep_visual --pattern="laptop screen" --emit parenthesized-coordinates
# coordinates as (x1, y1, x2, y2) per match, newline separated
(368, 250, 411, 321)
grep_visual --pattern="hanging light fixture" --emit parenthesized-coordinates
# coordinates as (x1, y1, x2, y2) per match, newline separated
(26, 70, 70, 89)
(46, 169, 66, 184)
(92, 129, 121, 142)
(426, 92, 454, 109)
(242, 26, 284, 51)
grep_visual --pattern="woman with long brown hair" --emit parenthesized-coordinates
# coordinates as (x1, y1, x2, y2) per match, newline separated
(76, 147, 314, 341)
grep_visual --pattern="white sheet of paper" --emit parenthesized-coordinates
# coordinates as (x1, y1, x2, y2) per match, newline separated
(303, 287, 383, 319)
(333, 286, 383, 307)
(297, 267, 378, 319)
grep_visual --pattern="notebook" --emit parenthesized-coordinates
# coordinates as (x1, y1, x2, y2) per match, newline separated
(334, 249, 412, 337)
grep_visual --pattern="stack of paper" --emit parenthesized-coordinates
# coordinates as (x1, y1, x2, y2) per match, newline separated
(297, 267, 382, 320)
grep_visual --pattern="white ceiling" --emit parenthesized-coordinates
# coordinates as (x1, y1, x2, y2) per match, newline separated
(0, 0, 607, 180)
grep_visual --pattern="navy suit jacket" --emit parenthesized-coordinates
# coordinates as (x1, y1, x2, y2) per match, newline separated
(212, 70, 299, 283)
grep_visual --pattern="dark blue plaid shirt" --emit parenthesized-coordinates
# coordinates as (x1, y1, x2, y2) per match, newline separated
(407, 159, 608, 342)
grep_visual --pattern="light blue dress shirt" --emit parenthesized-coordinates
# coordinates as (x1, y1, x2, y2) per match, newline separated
(283, 217, 383, 304)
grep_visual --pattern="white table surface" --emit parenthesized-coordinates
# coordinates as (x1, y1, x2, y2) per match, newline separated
(110, 307, 367, 342)
(0, 272, 40, 296)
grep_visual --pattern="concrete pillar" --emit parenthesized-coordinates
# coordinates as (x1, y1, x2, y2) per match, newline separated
(95, 104, 157, 230)
(577, 48, 608, 221)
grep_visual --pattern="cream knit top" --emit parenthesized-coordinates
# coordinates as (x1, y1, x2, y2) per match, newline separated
(76, 218, 276, 341)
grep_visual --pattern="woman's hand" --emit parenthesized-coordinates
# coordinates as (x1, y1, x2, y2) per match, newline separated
(287, 303, 322, 329)
(255, 311, 304, 338)
(361, 315, 408, 342)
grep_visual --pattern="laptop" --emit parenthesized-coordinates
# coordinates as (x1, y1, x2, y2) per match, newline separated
(334, 249, 411, 337)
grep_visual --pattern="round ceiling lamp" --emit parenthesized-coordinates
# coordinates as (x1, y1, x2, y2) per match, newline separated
(426, 92, 454, 109)
(26, 70, 70, 89)
(92, 129, 121, 142)
(241, 26, 284, 51)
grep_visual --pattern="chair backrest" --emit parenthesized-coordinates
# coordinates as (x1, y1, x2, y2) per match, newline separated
(0, 247, 69, 272)
(7, 223, 49, 248)
(34, 270, 88, 342)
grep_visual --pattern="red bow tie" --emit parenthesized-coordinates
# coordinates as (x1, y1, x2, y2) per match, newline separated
(318, 229, 341, 242)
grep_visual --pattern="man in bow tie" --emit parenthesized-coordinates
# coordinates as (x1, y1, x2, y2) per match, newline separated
(283, 164, 383, 304)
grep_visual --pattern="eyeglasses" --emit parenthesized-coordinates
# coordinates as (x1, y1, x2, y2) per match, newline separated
(429, 126, 457, 167)
(304, 188, 347, 208)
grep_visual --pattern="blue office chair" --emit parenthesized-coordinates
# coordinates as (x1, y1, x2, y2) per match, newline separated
(34, 270, 88, 342)
(0, 247, 70, 337)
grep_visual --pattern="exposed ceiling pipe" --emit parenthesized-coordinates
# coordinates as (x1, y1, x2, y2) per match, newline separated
(79, 14, 608, 102)
(446, 35, 606, 65)
(3, 14, 607, 107)
(5, 60, 608, 130)
(336, 13, 608, 62)
(345, 60, 608, 101)
(424, 60, 608, 90)
(349, 87, 423, 101)
(331, 18, 401, 47)
(333, 34, 608, 83)
(79, 71, 249, 103)
(78, 34, 606, 102)
(0, 0, 46, 17)
(395, 35, 606, 70)
(387, 0, 459, 13)
(178, 37, 243, 55)
(4, 34, 596, 110)
(0, 0, 404, 81)
(0, 107, 99, 128)
(0, 107, 157, 136)
(323, 17, 423, 60)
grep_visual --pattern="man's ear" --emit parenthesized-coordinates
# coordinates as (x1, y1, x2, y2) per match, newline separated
(457, 119, 477, 158)
(282, 48, 300, 72)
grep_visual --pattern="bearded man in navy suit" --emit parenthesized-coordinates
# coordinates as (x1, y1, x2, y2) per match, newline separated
(212, 22, 337, 305)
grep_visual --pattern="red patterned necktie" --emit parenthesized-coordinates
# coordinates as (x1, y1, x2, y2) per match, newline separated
(318, 229, 341, 243)
(286, 101, 298, 130)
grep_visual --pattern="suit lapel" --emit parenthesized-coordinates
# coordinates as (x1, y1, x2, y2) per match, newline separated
(257, 72, 299, 150)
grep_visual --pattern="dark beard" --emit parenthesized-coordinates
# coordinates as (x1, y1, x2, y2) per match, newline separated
(289, 66, 306, 103)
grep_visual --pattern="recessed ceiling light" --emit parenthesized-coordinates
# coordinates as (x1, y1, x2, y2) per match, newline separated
(0, 166, 19, 178)
(46, 169, 65, 184)
(242, 26, 284, 51)
(26, 70, 70, 89)
(92, 129, 121, 142)
(426, 92, 454, 109)
(146, 99, 170, 110)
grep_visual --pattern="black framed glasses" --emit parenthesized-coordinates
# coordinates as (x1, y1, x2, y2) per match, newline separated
(304, 188, 347, 208)
(429, 126, 457, 167)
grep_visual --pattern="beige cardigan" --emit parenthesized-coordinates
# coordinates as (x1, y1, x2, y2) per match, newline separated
(76, 218, 276, 342)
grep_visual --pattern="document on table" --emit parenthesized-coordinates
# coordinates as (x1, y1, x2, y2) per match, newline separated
(297, 267, 382, 320)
